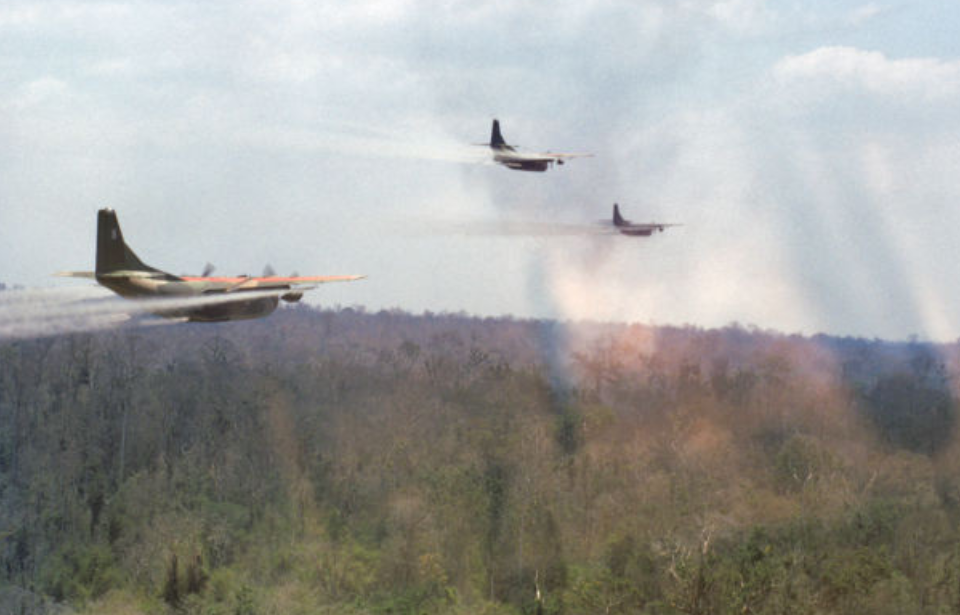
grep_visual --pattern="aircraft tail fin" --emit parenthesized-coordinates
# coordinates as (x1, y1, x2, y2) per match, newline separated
(96, 209, 163, 276)
(613, 203, 626, 226)
(491, 119, 507, 149)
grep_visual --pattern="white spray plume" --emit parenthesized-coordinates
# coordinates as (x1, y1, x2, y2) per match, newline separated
(0, 286, 295, 341)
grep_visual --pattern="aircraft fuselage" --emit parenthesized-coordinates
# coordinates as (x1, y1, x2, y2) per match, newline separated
(492, 150, 551, 172)
(618, 227, 656, 237)
(95, 272, 281, 321)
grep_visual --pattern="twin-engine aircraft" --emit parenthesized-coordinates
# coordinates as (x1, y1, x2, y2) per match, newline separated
(58, 209, 364, 322)
(479, 119, 591, 172)
(611, 203, 679, 237)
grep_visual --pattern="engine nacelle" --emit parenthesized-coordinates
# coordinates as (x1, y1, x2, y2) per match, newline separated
(281, 292, 303, 303)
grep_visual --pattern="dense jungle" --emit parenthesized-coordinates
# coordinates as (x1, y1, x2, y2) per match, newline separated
(3, 303, 960, 614)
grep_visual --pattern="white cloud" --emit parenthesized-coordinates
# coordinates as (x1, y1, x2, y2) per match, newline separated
(0, 1, 137, 34)
(708, 0, 774, 35)
(0, 5, 41, 28)
(775, 46, 960, 101)
(10, 77, 70, 110)
(846, 3, 885, 26)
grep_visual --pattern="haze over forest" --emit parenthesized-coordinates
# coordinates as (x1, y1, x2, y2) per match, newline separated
(4, 303, 960, 614)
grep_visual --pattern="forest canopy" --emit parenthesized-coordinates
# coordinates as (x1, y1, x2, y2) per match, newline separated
(3, 304, 960, 614)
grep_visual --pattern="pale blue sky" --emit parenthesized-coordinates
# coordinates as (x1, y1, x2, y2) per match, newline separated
(2, 0, 960, 340)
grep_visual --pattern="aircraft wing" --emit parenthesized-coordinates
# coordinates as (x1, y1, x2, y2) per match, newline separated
(225, 275, 365, 292)
(546, 152, 593, 159)
(56, 270, 186, 281)
(254, 275, 364, 284)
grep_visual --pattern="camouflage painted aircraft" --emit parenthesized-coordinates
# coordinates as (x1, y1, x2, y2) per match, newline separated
(478, 119, 591, 172)
(58, 209, 364, 322)
(612, 203, 680, 237)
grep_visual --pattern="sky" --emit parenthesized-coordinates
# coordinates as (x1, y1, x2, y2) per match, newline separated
(2, 0, 960, 341)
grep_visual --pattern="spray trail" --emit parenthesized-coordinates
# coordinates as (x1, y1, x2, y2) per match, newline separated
(325, 134, 489, 165)
(0, 287, 295, 341)
(411, 219, 616, 237)
(241, 122, 489, 166)
(0, 286, 107, 305)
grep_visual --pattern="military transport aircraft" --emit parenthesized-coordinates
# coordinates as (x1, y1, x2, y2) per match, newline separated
(611, 203, 680, 237)
(478, 119, 591, 172)
(58, 209, 364, 322)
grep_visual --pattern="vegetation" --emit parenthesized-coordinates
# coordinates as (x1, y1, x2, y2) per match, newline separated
(3, 305, 960, 613)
